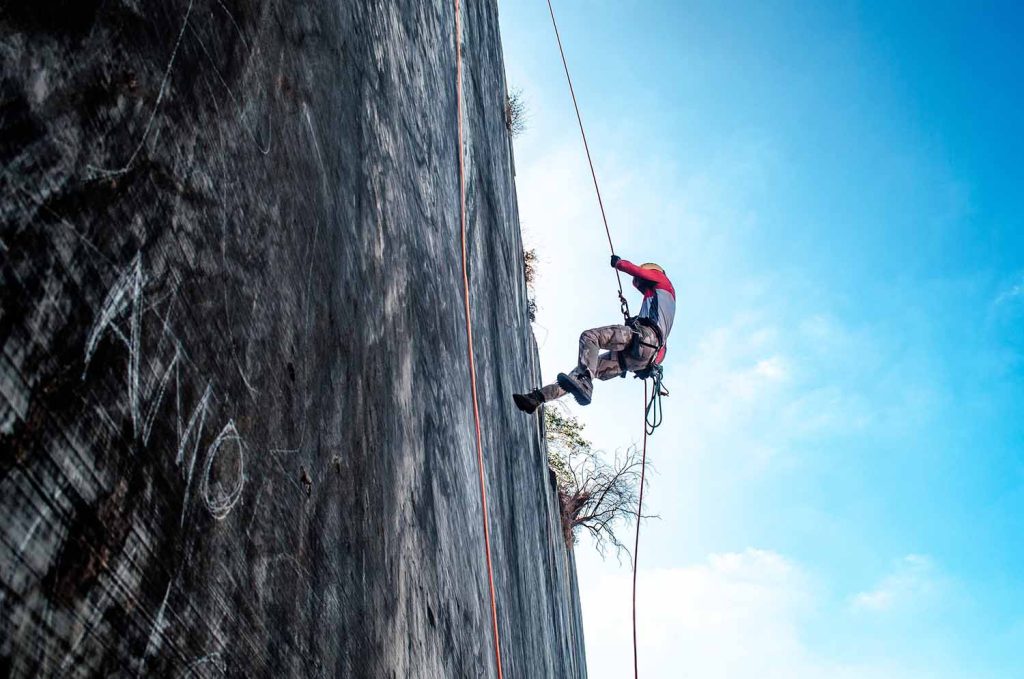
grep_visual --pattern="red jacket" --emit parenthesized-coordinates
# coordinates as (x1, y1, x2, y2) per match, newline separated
(615, 259, 676, 363)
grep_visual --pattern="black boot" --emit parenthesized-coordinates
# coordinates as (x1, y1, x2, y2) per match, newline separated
(513, 389, 545, 414)
(557, 367, 593, 406)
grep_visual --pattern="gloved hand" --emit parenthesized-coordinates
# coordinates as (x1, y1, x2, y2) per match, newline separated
(610, 254, 621, 268)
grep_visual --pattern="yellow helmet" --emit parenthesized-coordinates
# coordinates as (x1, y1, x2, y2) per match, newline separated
(639, 263, 664, 273)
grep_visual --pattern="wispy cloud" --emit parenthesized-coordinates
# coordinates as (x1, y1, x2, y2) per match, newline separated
(994, 276, 1024, 307)
(850, 554, 940, 612)
(669, 311, 876, 474)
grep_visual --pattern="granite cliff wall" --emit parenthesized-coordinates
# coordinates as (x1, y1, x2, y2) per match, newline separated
(0, 1, 587, 676)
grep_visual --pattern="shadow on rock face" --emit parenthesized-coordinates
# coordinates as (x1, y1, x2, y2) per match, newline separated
(3, 0, 105, 39)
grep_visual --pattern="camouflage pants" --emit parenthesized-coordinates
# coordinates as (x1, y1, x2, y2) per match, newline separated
(539, 324, 659, 402)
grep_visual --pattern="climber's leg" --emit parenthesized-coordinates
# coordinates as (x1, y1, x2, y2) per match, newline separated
(513, 389, 546, 414)
(577, 325, 635, 375)
(594, 351, 628, 380)
(556, 325, 634, 406)
(522, 353, 625, 410)
(537, 382, 566, 403)
(515, 325, 638, 411)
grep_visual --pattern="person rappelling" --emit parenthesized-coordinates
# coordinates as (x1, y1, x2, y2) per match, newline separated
(513, 255, 675, 413)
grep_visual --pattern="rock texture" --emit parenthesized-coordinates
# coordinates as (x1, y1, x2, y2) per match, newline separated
(0, 1, 587, 676)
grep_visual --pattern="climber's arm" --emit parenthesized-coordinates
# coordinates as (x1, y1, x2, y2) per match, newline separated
(615, 259, 670, 286)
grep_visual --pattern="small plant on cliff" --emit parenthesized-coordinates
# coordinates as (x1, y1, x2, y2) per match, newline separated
(523, 248, 539, 322)
(505, 88, 528, 139)
(545, 408, 651, 559)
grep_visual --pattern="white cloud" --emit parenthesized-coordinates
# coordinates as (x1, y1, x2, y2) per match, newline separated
(850, 554, 940, 613)
(780, 384, 874, 438)
(677, 316, 791, 422)
(579, 549, 930, 679)
(659, 310, 878, 479)
(580, 549, 807, 679)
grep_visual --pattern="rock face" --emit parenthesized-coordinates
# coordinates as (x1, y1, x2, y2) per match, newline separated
(0, 1, 587, 677)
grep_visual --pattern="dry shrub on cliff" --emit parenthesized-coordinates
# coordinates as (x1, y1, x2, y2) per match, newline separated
(523, 248, 538, 285)
(544, 408, 651, 559)
(523, 248, 538, 321)
(505, 88, 528, 139)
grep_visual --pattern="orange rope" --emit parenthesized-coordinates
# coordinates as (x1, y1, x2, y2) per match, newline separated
(454, 1, 504, 677)
(632, 382, 650, 679)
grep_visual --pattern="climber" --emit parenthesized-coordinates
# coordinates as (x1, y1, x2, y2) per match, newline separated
(513, 256, 675, 412)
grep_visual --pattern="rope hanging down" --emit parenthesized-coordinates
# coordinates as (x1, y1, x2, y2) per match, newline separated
(643, 366, 668, 436)
(631, 373, 668, 676)
(454, 2, 504, 677)
(545, 4, 673, 677)
(546, 0, 630, 322)
(632, 381, 651, 678)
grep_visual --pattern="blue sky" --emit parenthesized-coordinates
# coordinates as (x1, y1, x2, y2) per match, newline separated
(498, 2, 1024, 677)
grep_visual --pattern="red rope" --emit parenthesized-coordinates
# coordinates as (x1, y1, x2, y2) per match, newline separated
(454, 1, 504, 677)
(632, 382, 650, 679)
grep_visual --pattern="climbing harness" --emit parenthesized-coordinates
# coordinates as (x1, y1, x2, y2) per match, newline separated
(454, 1, 504, 677)
(626, 317, 664, 365)
(616, 319, 660, 371)
(617, 318, 668, 435)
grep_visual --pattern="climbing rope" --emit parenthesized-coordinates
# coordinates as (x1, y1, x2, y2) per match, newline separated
(545, 3, 675, 676)
(632, 366, 666, 679)
(454, 1, 504, 677)
(546, 0, 630, 322)
(632, 381, 651, 679)
(644, 366, 668, 436)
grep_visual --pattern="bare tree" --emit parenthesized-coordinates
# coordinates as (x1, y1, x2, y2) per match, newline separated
(545, 409, 653, 560)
